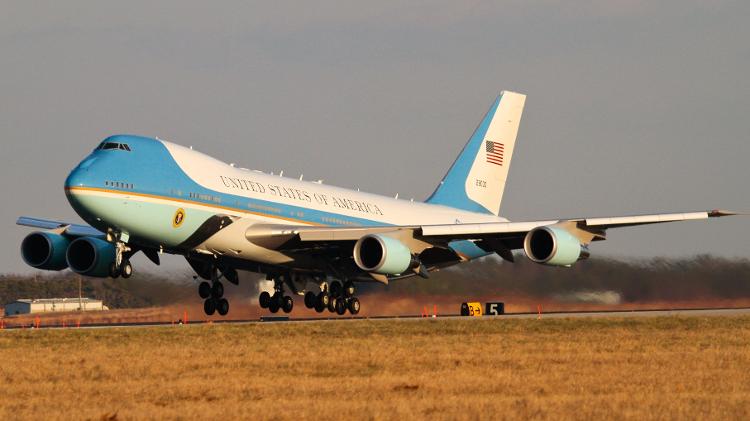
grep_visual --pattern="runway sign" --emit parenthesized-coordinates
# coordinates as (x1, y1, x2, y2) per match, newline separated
(460, 302, 483, 316)
(485, 302, 505, 315)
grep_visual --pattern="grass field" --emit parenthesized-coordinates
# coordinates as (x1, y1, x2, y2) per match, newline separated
(0, 316, 749, 420)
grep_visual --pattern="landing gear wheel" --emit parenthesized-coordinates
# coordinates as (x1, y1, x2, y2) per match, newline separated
(328, 297, 337, 313)
(269, 298, 280, 313)
(217, 298, 229, 316)
(348, 297, 360, 315)
(343, 281, 355, 298)
(204, 299, 216, 315)
(330, 281, 342, 297)
(314, 301, 325, 313)
(317, 292, 329, 308)
(304, 291, 316, 309)
(282, 296, 294, 313)
(120, 260, 133, 279)
(259, 291, 271, 308)
(335, 298, 347, 315)
(109, 263, 120, 279)
(198, 282, 212, 299)
(211, 281, 224, 298)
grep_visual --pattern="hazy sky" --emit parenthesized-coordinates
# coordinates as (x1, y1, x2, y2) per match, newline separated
(2, 1, 749, 274)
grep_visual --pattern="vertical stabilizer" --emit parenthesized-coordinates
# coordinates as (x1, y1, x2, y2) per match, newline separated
(426, 91, 526, 216)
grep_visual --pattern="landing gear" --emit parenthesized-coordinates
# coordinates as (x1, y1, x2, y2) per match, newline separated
(327, 280, 359, 315)
(260, 276, 295, 314)
(108, 259, 132, 279)
(259, 275, 362, 315)
(299, 280, 360, 315)
(109, 241, 133, 279)
(201, 264, 234, 316)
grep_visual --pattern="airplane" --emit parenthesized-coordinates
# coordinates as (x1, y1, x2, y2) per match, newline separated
(17, 91, 737, 316)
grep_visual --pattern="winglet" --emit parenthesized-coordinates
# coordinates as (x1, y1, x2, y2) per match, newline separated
(708, 209, 741, 217)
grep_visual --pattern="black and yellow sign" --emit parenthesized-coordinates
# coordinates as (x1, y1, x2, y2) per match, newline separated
(173, 208, 186, 228)
(460, 302, 483, 317)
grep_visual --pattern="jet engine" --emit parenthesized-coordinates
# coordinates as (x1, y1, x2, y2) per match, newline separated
(20, 232, 71, 270)
(66, 237, 117, 278)
(523, 226, 589, 266)
(353, 234, 413, 275)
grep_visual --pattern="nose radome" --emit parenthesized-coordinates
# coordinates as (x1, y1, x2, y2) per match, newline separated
(65, 157, 98, 190)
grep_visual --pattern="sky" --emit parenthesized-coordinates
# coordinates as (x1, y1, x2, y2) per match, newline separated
(1, 1, 749, 274)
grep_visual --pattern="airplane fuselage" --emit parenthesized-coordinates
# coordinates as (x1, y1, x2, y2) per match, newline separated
(64, 135, 501, 268)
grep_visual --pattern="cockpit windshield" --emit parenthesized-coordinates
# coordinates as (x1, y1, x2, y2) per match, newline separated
(97, 142, 131, 151)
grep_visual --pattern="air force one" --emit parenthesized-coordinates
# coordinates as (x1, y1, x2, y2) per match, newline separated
(17, 91, 737, 316)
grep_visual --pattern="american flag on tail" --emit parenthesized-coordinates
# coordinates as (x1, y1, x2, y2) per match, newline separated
(485, 140, 504, 166)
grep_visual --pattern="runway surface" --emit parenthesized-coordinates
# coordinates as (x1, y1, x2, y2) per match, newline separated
(3, 307, 750, 331)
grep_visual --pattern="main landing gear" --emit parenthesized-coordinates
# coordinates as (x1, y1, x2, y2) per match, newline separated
(303, 280, 360, 315)
(199, 266, 231, 316)
(259, 276, 294, 314)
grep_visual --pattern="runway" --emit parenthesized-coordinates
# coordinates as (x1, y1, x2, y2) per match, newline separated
(3, 306, 750, 331)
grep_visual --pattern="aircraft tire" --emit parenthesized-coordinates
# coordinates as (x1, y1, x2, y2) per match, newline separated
(121, 260, 133, 279)
(343, 281, 355, 298)
(109, 263, 120, 279)
(217, 298, 229, 316)
(282, 296, 294, 313)
(204, 299, 216, 316)
(259, 291, 271, 308)
(269, 299, 280, 313)
(198, 282, 211, 299)
(348, 297, 361, 315)
(335, 298, 346, 315)
(314, 301, 325, 313)
(304, 291, 316, 308)
(212, 281, 224, 298)
(327, 297, 337, 313)
(317, 292, 329, 308)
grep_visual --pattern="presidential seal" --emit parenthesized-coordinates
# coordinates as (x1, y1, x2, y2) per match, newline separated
(173, 208, 186, 228)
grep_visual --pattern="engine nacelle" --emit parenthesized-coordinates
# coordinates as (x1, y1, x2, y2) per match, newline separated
(20, 232, 71, 271)
(353, 234, 413, 275)
(66, 237, 117, 278)
(523, 226, 589, 267)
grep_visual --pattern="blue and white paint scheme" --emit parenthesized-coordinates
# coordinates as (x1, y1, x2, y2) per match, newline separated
(17, 91, 737, 316)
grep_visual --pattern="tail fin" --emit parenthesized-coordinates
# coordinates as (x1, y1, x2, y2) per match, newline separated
(426, 91, 526, 216)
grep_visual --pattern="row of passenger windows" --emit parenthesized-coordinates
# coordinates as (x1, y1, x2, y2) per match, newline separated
(105, 181, 134, 189)
(188, 192, 221, 203)
(97, 142, 131, 151)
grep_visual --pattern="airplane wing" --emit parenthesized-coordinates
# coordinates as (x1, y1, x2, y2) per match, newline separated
(16, 216, 104, 237)
(253, 210, 737, 260)
(253, 209, 737, 248)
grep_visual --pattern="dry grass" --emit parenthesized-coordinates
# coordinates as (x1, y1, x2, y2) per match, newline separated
(0, 316, 749, 420)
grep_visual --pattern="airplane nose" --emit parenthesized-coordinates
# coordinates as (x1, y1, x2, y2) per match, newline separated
(65, 157, 98, 190)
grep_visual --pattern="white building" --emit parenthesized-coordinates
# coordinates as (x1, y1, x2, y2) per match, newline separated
(4, 298, 108, 316)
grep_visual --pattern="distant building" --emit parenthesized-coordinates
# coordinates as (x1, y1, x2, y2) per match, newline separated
(4, 298, 108, 316)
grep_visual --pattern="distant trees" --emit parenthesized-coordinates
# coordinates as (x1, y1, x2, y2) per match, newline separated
(2, 255, 749, 308)
(376, 255, 750, 302)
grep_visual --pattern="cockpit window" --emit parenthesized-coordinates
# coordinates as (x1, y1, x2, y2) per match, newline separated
(98, 142, 131, 151)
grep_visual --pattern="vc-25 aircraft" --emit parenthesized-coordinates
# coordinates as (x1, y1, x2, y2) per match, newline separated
(18, 91, 736, 316)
